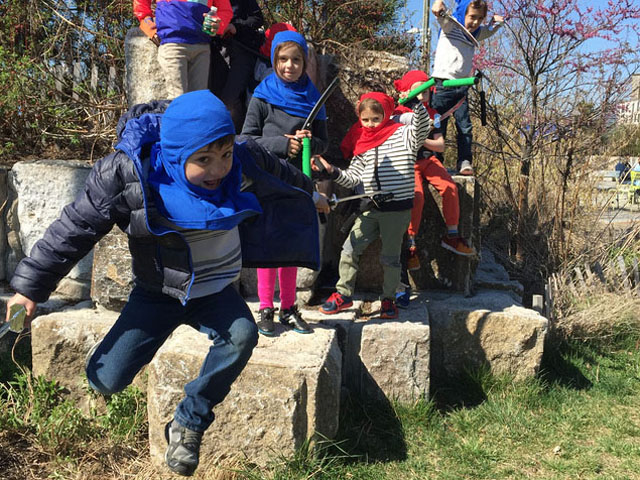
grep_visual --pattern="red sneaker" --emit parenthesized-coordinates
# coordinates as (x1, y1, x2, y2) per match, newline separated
(320, 292, 353, 314)
(441, 236, 476, 257)
(380, 298, 398, 319)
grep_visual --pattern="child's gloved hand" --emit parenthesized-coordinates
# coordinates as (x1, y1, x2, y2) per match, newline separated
(139, 17, 160, 46)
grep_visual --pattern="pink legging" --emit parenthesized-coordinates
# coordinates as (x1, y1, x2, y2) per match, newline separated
(257, 267, 298, 310)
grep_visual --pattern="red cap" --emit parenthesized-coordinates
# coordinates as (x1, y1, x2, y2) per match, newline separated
(260, 22, 297, 58)
(393, 70, 429, 92)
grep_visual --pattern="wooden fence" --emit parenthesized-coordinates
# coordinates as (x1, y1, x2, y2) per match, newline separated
(544, 256, 640, 321)
(51, 60, 121, 99)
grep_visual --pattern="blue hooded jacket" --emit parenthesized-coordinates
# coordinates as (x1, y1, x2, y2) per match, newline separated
(11, 96, 319, 305)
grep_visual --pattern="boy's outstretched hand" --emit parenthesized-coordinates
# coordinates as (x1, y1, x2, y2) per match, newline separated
(4, 293, 37, 329)
(431, 0, 446, 16)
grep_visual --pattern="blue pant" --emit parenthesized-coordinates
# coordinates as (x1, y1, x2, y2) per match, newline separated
(430, 82, 472, 166)
(86, 284, 259, 432)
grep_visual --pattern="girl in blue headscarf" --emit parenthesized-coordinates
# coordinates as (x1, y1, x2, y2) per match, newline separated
(241, 30, 329, 337)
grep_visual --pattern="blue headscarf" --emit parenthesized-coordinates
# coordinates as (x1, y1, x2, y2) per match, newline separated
(252, 31, 326, 120)
(147, 90, 261, 230)
(453, 0, 482, 37)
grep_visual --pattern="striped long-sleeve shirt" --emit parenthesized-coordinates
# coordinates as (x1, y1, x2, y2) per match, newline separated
(334, 102, 432, 211)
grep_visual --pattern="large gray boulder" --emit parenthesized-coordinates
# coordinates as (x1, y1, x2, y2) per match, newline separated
(425, 289, 548, 380)
(303, 298, 430, 402)
(7, 160, 93, 299)
(29, 305, 139, 413)
(147, 317, 341, 467)
(125, 28, 169, 106)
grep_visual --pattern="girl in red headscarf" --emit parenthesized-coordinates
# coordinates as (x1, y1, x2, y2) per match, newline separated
(314, 91, 432, 320)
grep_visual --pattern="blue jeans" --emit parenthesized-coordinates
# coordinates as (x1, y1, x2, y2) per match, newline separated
(86, 284, 258, 432)
(430, 82, 473, 166)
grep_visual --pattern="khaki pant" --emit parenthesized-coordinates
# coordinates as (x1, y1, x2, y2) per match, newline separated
(336, 209, 411, 300)
(157, 42, 211, 99)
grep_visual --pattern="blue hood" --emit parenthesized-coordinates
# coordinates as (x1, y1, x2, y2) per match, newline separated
(253, 31, 326, 120)
(453, 0, 481, 37)
(115, 91, 262, 231)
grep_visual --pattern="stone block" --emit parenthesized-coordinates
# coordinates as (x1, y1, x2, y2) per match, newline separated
(8, 160, 93, 299)
(124, 28, 168, 106)
(358, 301, 430, 403)
(302, 298, 430, 403)
(147, 315, 341, 467)
(29, 306, 147, 412)
(425, 290, 548, 381)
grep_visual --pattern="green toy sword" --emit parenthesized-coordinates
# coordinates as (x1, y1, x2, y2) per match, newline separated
(299, 76, 340, 177)
(397, 76, 479, 105)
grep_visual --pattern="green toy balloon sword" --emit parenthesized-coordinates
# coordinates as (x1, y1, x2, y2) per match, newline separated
(299, 76, 340, 177)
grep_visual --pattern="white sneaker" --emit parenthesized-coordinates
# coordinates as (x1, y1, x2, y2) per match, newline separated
(458, 160, 474, 176)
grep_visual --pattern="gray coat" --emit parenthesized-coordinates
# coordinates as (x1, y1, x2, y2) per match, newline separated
(241, 97, 328, 169)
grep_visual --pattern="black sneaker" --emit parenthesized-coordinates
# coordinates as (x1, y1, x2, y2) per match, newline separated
(164, 419, 203, 476)
(279, 305, 312, 334)
(257, 307, 276, 336)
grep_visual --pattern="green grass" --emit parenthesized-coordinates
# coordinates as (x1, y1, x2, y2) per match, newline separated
(1, 329, 639, 479)
(247, 339, 640, 480)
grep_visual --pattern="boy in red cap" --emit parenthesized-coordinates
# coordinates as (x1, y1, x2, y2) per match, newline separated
(393, 70, 476, 306)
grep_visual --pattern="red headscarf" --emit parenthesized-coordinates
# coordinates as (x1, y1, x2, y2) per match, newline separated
(340, 92, 402, 159)
(260, 22, 297, 59)
(392, 70, 438, 118)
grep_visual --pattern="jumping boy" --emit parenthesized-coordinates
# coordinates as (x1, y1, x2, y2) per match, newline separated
(3, 90, 326, 476)
(430, 0, 503, 175)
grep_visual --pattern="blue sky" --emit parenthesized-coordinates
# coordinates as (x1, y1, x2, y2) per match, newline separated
(401, 0, 635, 57)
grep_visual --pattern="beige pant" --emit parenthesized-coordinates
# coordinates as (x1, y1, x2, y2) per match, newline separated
(336, 209, 411, 300)
(157, 42, 211, 99)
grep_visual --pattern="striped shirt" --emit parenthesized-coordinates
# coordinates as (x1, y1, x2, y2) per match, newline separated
(335, 103, 432, 206)
(181, 227, 242, 298)
(155, 211, 243, 298)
